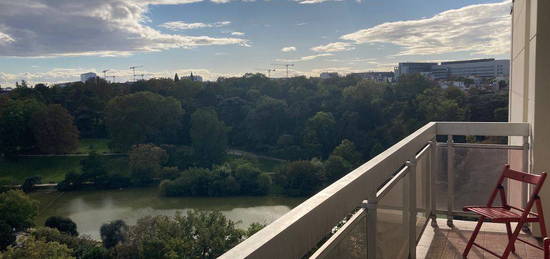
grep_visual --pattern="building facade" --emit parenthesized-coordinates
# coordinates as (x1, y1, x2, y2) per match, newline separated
(395, 59, 510, 81)
(80, 72, 97, 82)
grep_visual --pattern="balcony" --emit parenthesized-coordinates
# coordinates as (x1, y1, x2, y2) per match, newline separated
(221, 122, 544, 259)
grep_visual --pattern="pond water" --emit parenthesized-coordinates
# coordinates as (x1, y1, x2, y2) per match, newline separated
(30, 187, 304, 240)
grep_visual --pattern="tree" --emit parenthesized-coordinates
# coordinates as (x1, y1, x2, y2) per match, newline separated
(0, 99, 45, 156)
(0, 236, 73, 258)
(45, 216, 79, 236)
(116, 210, 246, 258)
(0, 221, 15, 250)
(190, 108, 228, 167)
(279, 160, 325, 196)
(324, 155, 352, 182)
(303, 111, 337, 158)
(174, 73, 179, 82)
(100, 220, 128, 249)
(0, 190, 38, 232)
(31, 227, 101, 259)
(331, 139, 363, 167)
(21, 176, 41, 193)
(105, 92, 184, 150)
(128, 144, 168, 185)
(31, 104, 80, 154)
(80, 151, 108, 186)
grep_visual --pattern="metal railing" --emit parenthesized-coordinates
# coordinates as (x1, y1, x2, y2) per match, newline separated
(220, 122, 530, 259)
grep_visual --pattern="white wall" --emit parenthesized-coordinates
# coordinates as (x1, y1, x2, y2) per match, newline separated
(510, 0, 550, 236)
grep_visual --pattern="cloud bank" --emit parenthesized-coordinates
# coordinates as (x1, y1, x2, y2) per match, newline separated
(314, 0, 511, 56)
(0, 0, 247, 57)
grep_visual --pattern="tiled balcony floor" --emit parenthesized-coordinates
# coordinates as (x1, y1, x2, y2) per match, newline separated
(418, 219, 544, 259)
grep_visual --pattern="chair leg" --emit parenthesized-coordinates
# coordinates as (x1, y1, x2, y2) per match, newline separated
(536, 198, 548, 237)
(463, 216, 485, 257)
(505, 222, 516, 253)
(503, 221, 526, 259)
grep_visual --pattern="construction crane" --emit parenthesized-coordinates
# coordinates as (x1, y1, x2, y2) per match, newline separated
(271, 64, 294, 78)
(129, 65, 143, 82)
(255, 68, 276, 78)
(102, 69, 110, 79)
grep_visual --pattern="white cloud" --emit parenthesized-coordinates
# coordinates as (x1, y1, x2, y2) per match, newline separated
(0, 0, 247, 57)
(295, 0, 343, 4)
(231, 31, 245, 36)
(159, 21, 231, 30)
(0, 67, 241, 86)
(311, 42, 354, 52)
(336, 0, 511, 56)
(0, 31, 15, 44)
(276, 53, 332, 62)
(281, 46, 297, 52)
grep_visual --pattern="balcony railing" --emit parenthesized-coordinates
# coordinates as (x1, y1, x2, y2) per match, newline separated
(220, 122, 530, 259)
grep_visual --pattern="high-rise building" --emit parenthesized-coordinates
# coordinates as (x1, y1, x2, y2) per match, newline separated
(80, 72, 97, 82)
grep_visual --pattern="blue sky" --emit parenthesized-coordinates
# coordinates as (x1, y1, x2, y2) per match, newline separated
(0, 0, 511, 86)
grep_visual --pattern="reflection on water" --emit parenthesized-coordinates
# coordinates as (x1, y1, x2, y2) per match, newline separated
(30, 187, 304, 240)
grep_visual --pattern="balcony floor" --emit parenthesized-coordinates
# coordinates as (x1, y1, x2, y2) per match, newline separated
(417, 219, 544, 259)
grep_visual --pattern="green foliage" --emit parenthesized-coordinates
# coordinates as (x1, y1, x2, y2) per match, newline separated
(113, 210, 247, 259)
(0, 98, 45, 156)
(190, 108, 228, 167)
(81, 151, 107, 183)
(31, 104, 80, 154)
(160, 162, 270, 197)
(0, 236, 74, 258)
(100, 220, 128, 249)
(331, 139, 363, 167)
(128, 144, 168, 185)
(105, 92, 183, 150)
(279, 160, 325, 196)
(0, 221, 15, 250)
(31, 227, 101, 258)
(0, 190, 38, 232)
(21, 175, 41, 193)
(45, 216, 79, 236)
(324, 155, 352, 182)
(302, 111, 337, 158)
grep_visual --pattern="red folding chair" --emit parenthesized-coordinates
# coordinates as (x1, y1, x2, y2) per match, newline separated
(545, 237, 550, 259)
(463, 164, 548, 258)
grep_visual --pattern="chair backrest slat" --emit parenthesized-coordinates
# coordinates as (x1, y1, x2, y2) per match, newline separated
(503, 165, 544, 185)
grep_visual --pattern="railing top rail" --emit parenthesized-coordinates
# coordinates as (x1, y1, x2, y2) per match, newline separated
(436, 122, 529, 137)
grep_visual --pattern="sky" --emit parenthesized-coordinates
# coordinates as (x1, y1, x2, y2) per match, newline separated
(0, 0, 512, 86)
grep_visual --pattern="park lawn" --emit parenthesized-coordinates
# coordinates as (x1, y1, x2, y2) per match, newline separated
(0, 156, 129, 184)
(76, 138, 112, 154)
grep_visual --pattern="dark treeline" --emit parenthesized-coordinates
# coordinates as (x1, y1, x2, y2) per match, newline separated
(0, 73, 507, 160)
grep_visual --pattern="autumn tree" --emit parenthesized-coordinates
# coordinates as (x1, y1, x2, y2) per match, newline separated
(31, 104, 80, 154)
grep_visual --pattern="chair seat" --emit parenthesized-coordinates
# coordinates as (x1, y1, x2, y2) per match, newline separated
(464, 206, 522, 222)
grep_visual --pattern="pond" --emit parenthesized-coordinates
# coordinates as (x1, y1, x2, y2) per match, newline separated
(30, 187, 305, 240)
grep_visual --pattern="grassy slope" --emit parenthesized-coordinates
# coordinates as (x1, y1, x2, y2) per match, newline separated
(75, 138, 112, 154)
(0, 156, 128, 184)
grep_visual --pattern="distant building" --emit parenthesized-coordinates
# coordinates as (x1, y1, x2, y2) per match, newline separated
(80, 72, 97, 82)
(438, 59, 509, 79)
(395, 62, 437, 79)
(320, 72, 339, 79)
(181, 72, 203, 82)
(395, 59, 510, 82)
(350, 72, 394, 83)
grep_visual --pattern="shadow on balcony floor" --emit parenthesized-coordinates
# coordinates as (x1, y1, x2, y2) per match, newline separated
(418, 219, 543, 259)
